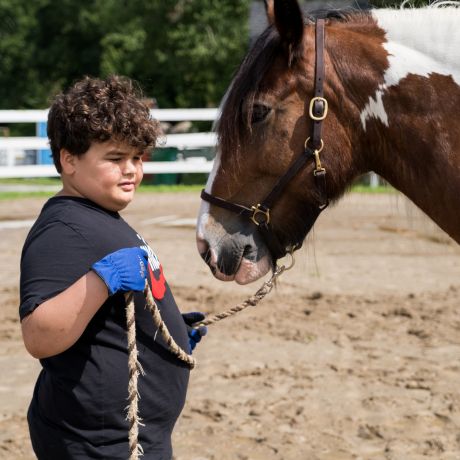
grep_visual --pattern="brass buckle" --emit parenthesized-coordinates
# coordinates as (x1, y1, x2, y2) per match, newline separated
(251, 204, 270, 226)
(309, 97, 328, 121)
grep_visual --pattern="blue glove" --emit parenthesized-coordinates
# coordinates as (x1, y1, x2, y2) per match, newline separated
(91, 247, 149, 296)
(182, 312, 207, 353)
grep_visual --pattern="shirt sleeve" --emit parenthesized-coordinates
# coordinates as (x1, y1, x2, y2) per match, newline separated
(19, 220, 97, 320)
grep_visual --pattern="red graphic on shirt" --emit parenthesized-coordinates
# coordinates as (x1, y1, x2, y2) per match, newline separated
(149, 263, 166, 300)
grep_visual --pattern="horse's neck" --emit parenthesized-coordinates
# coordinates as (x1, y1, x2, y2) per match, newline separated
(337, 9, 460, 242)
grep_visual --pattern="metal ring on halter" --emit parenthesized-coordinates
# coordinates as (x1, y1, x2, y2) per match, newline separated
(251, 204, 270, 226)
(283, 249, 296, 271)
(276, 247, 296, 274)
(305, 137, 324, 153)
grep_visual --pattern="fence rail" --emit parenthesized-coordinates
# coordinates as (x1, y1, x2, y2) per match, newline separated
(0, 132, 217, 151)
(0, 108, 382, 187)
(0, 109, 218, 178)
(0, 159, 214, 179)
(0, 108, 219, 123)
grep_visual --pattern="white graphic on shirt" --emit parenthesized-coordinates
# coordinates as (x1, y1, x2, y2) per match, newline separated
(137, 233, 161, 272)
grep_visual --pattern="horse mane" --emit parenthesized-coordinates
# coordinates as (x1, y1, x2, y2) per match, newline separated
(217, 26, 281, 161)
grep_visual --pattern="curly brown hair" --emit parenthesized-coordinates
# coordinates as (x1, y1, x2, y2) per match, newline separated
(48, 75, 161, 173)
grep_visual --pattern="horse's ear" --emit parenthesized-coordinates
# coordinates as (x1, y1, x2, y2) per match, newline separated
(264, 0, 275, 25)
(273, 0, 304, 49)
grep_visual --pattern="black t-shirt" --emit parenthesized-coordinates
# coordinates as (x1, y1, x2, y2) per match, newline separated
(20, 196, 190, 460)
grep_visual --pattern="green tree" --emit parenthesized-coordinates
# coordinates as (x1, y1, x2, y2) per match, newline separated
(98, 0, 251, 107)
(0, 0, 46, 108)
(0, 0, 251, 109)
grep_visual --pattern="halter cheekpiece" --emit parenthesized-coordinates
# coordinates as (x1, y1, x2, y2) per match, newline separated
(201, 19, 329, 262)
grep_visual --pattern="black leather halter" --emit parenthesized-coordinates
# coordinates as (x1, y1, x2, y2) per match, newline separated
(201, 19, 329, 262)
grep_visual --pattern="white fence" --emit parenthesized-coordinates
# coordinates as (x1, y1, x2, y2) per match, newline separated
(0, 109, 218, 178)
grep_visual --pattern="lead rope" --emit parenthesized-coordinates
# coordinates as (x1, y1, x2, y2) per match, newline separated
(124, 253, 295, 460)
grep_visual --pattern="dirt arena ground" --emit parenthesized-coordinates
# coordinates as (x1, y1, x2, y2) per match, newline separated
(1, 191, 460, 460)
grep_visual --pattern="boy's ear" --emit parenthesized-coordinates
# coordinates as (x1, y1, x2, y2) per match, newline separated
(60, 149, 76, 175)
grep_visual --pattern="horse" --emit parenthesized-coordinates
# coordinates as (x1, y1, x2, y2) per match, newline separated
(196, 0, 460, 285)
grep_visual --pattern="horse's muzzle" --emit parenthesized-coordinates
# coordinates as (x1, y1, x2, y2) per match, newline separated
(196, 231, 272, 284)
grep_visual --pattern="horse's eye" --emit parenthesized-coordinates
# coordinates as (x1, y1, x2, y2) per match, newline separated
(251, 103, 272, 124)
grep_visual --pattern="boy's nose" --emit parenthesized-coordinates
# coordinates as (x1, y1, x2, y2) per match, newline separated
(122, 159, 138, 175)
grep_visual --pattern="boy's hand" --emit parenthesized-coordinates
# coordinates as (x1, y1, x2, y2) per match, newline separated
(91, 247, 149, 296)
(181, 312, 207, 353)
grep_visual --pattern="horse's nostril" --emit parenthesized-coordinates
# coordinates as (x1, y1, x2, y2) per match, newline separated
(203, 250, 212, 266)
(197, 237, 212, 265)
(218, 246, 243, 276)
(197, 237, 209, 255)
(242, 244, 256, 262)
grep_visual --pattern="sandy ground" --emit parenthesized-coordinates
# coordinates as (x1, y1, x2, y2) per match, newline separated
(1, 191, 460, 460)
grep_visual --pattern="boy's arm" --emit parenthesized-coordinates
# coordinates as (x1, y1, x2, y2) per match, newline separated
(21, 271, 108, 359)
(21, 247, 149, 359)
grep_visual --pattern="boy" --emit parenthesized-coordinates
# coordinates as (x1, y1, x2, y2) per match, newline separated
(19, 75, 206, 459)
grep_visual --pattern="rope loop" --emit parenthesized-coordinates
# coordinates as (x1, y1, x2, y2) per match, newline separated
(124, 254, 294, 459)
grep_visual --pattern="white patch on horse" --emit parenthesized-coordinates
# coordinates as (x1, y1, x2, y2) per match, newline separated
(361, 7, 460, 130)
(204, 147, 221, 195)
(360, 86, 389, 128)
(196, 88, 228, 237)
(196, 147, 221, 240)
(196, 83, 236, 258)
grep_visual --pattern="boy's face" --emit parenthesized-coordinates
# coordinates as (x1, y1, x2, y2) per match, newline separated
(61, 140, 144, 211)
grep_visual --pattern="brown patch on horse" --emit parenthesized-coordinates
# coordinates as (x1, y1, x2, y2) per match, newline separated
(318, 14, 389, 196)
(367, 73, 460, 241)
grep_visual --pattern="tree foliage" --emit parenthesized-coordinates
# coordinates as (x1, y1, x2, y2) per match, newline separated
(0, 0, 250, 109)
(1, 0, 441, 109)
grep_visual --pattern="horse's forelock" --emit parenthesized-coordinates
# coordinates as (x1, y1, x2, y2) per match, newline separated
(217, 26, 281, 163)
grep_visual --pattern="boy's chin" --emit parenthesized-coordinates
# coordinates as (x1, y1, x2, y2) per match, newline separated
(111, 200, 132, 212)
(96, 195, 133, 212)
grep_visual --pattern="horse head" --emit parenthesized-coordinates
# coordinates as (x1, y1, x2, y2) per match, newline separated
(196, 0, 460, 283)
(196, 0, 373, 284)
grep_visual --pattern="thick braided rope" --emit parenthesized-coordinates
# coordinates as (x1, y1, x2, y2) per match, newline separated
(143, 284, 196, 369)
(125, 291, 145, 460)
(124, 263, 288, 459)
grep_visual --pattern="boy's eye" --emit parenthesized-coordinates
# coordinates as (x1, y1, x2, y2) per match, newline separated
(107, 154, 142, 162)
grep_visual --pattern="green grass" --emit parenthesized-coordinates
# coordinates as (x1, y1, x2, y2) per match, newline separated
(350, 184, 396, 194)
(0, 182, 205, 200)
(138, 184, 204, 193)
(0, 178, 396, 200)
(0, 177, 61, 185)
(0, 191, 56, 200)
(0, 177, 61, 200)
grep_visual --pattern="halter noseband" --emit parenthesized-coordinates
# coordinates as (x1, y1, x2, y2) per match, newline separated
(201, 19, 329, 262)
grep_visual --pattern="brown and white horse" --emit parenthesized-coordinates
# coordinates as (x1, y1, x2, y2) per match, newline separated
(196, 0, 460, 285)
